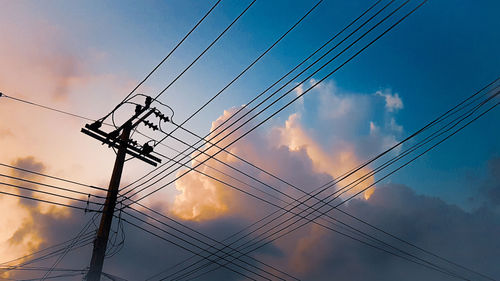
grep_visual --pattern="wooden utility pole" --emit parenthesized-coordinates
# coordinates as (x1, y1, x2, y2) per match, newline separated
(82, 97, 164, 281)
(87, 123, 131, 281)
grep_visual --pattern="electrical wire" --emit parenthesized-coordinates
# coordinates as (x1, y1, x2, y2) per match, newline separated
(132, 187, 463, 281)
(179, 90, 499, 281)
(119, 0, 386, 196)
(0, 233, 94, 268)
(116, 211, 289, 281)
(40, 214, 99, 280)
(152, 0, 324, 148)
(0, 173, 105, 199)
(2, 214, 101, 278)
(1, 235, 95, 275)
(0, 188, 99, 211)
(126, 204, 298, 281)
(1, 2, 496, 280)
(0, 163, 106, 192)
(119, 0, 403, 203)
(122, 0, 418, 209)
(120, 214, 259, 281)
(143, 76, 500, 281)
(0, 181, 102, 206)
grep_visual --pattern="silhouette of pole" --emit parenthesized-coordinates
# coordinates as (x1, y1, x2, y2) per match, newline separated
(87, 122, 131, 281)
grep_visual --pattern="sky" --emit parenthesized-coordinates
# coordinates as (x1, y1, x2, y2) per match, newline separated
(0, 0, 499, 280)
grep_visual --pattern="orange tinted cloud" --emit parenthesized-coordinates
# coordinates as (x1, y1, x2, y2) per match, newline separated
(275, 113, 375, 200)
(170, 108, 375, 222)
(0, 157, 46, 276)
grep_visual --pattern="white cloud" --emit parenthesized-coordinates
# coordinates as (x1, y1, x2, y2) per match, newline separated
(375, 90, 403, 112)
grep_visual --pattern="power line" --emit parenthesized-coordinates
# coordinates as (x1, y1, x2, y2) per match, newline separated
(1, 2, 496, 280)
(0, 162, 107, 192)
(0, 94, 97, 123)
(152, 0, 325, 147)
(0, 93, 249, 194)
(0, 181, 102, 206)
(2, 272, 86, 281)
(131, 122, 463, 280)
(108, 3, 488, 276)
(130, 200, 299, 280)
(0, 173, 105, 199)
(0, 95, 296, 279)
(42, 211, 100, 280)
(147, 78, 500, 281)
(125, 206, 297, 281)
(0, 186, 100, 212)
(3, 209, 102, 280)
(119, 214, 260, 281)
(0, 87, 410, 278)
(119, 0, 388, 197)
(2, 13, 496, 281)
(122, 0, 419, 209)
(0, 232, 94, 268)
(1, 235, 95, 274)
(131, 184, 462, 281)
(184, 90, 499, 281)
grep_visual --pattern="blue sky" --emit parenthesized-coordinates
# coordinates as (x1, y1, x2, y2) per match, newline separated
(27, 0, 499, 207)
(1, 0, 500, 280)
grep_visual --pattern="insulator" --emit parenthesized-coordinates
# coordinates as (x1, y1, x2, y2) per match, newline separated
(142, 143, 153, 155)
(107, 130, 119, 140)
(88, 120, 102, 130)
(145, 96, 152, 108)
(135, 105, 142, 114)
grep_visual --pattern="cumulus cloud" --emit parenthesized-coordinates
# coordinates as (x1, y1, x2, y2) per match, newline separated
(2, 72, 497, 281)
(169, 80, 409, 222)
(274, 113, 375, 199)
(11, 156, 46, 179)
(376, 90, 404, 112)
(312, 80, 370, 121)
(277, 184, 500, 281)
(170, 107, 338, 221)
(0, 157, 62, 278)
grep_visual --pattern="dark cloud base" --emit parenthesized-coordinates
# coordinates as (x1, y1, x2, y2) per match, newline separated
(6, 183, 499, 281)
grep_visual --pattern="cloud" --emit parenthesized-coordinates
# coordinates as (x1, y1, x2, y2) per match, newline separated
(170, 107, 336, 221)
(11, 156, 46, 179)
(5, 178, 499, 280)
(313, 80, 370, 121)
(2, 69, 497, 280)
(169, 80, 408, 222)
(0, 157, 48, 278)
(0, 15, 85, 101)
(270, 184, 500, 281)
(376, 90, 404, 112)
(274, 113, 375, 199)
(169, 100, 380, 222)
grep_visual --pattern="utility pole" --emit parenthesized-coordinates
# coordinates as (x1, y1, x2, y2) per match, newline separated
(82, 97, 166, 281)
(87, 122, 131, 281)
